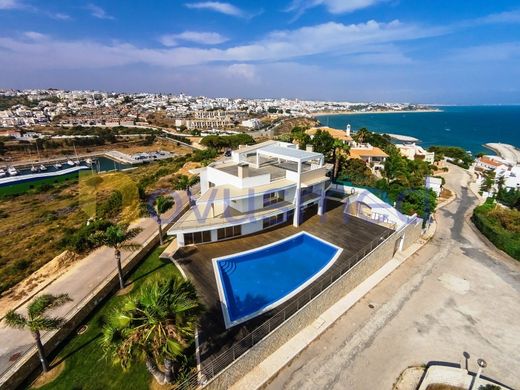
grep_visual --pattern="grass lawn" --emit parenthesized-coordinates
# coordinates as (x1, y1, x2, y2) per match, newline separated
(32, 245, 183, 390)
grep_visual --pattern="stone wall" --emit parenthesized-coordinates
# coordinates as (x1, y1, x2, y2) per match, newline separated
(205, 219, 422, 390)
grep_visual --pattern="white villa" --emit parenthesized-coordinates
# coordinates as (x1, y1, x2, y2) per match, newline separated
(396, 142, 435, 164)
(168, 141, 332, 247)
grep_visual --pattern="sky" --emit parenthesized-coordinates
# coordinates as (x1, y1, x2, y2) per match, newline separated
(0, 1, 520, 104)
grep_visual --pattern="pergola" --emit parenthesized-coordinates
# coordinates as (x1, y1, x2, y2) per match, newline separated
(256, 145, 325, 227)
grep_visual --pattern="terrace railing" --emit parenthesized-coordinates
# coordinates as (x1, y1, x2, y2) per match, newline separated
(175, 226, 398, 389)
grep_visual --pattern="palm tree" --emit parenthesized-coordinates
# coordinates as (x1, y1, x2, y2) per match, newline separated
(102, 224, 142, 289)
(355, 127, 370, 144)
(151, 195, 174, 245)
(171, 174, 199, 206)
(4, 294, 72, 372)
(331, 139, 350, 180)
(100, 278, 202, 385)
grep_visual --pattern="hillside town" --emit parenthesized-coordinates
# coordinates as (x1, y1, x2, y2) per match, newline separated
(0, 89, 436, 129)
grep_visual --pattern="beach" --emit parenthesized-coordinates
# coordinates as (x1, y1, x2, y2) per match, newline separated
(484, 143, 520, 164)
(313, 109, 441, 116)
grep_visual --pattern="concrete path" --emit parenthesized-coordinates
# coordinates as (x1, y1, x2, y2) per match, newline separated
(485, 143, 520, 164)
(266, 165, 520, 390)
(0, 191, 188, 384)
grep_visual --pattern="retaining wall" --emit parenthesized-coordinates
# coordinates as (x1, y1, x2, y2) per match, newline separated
(205, 218, 422, 390)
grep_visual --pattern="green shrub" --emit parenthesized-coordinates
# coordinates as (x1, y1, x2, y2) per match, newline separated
(472, 202, 520, 260)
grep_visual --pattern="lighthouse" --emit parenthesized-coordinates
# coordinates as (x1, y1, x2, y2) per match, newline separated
(346, 124, 351, 137)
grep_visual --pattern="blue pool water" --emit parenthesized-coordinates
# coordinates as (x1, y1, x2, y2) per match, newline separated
(214, 232, 342, 327)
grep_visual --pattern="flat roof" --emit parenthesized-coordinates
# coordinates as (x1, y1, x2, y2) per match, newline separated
(259, 145, 323, 162)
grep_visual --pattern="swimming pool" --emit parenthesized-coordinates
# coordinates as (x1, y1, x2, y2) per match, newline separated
(213, 231, 343, 328)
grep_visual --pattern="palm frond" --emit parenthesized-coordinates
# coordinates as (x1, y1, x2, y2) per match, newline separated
(119, 242, 142, 252)
(28, 294, 71, 319)
(4, 310, 27, 329)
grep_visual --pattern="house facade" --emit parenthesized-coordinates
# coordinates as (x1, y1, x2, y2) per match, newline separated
(168, 141, 332, 247)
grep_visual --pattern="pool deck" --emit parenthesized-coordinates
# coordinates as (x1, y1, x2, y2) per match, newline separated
(174, 200, 392, 364)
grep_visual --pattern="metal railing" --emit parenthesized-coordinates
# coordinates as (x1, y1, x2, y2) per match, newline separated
(175, 227, 397, 389)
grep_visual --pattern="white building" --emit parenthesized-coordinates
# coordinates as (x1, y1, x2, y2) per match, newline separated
(425, 176, 443, 196)
(241, 118, 262, 129)
(168, 141, 332, 247)
(396, 143, 435, 164)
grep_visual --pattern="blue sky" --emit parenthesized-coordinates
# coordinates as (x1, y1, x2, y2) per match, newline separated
(0, 0, 519, 104)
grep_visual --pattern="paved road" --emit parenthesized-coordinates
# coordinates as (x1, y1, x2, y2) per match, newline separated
(0, 191, 188, 383)
(267, 165, 520, 390)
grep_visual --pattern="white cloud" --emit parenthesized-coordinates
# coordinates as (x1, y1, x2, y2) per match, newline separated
(287, 0, 382, 18)
(185, 1, 246, 17)
(23, 31, 48, 41)
(86, 3, 114, 20)
(449, 42, 520, 62)
(52, 12, 71, 20)
(476, 9, 520, 25)
(0, 20, 441, 70)
(0, 0, 24, 10)
(159, 31, 228, 47)
(225, 63, 257, 81)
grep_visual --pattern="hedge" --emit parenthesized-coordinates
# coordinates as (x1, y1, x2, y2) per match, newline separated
(472, 203, 520, 260)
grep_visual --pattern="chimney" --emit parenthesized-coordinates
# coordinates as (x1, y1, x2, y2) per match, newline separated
(346, 124, 351, 137)
(306, 145, 314, 152)
(238, 162, 248, 179)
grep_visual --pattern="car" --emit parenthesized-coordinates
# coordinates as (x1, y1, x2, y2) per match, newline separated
(224, 150, 232, 157)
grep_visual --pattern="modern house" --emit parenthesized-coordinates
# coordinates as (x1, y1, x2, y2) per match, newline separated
(396, 142, 435, 164)
(168, 141, 332, 247)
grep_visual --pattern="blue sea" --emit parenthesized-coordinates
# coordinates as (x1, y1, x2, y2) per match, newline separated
(317, 106, 520, 155)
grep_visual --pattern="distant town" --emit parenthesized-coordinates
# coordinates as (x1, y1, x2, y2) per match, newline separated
(0, 88, 435, 130)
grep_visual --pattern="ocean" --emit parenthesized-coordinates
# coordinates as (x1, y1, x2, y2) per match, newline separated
(316, 106, 520, 155)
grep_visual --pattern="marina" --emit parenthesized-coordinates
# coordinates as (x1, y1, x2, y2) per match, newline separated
(0, 150, 174, 188)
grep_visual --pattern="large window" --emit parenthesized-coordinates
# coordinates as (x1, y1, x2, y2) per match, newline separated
(184, 230, 212, 245)
(262, 213, 285, 229)
(263, 191, 284, 207)
(217, 225, 242, 240)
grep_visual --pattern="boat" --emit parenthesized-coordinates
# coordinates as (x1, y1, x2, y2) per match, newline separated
(74, 160, 81, 165)
(39, 164, 47, 171)
(85, 158, 92, 165)
(0, 169, 5, 178)
(31, 165, 38, 173)
(67, 160, 75, 166)
(7, 166, 18, 176)
(54, 163, 62, 169)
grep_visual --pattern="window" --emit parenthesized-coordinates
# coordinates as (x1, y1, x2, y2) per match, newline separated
(263, 191, 284, 207)
(262, 213, 285, 229)
(217, 225, 242, 240)
(301, 187, 313, 197)
(184, 230, 212, 245)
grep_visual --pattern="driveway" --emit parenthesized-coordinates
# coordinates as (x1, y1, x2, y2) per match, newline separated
(266, 165, 520, 390)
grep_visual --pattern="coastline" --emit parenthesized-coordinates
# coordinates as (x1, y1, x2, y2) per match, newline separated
(313, 109, 442, 116)
(484, 143, 520, 164)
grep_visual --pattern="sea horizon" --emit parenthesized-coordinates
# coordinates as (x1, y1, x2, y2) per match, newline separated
(316, 105, 520, 155)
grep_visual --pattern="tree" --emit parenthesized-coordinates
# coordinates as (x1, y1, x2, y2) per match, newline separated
(353, 127, 370, 143)
(331, 139, 350, 179)
(100, 278, 202, 385)
(171, 174, 198, 193)
(150, 195, 175, 245)
(4, 294, 72, 372)
(101, 224, 143, 289)
(311, 129, 335, 159)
